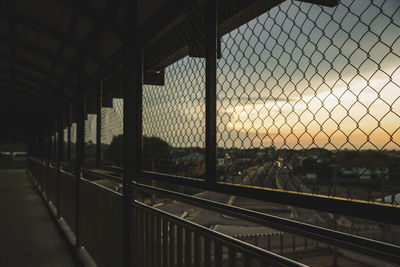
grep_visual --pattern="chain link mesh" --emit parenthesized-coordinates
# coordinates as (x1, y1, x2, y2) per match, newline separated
(84, 114, 97, 164)
(70, 122, 77, 162)
(101, 98, 124, 166)
(63, 127, 68, 161)
(143, 56, 206, 178)
(216, 0, 400, 205)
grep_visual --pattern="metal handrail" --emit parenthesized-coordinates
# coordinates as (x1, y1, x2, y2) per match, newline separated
(81, 165, 400, 265)
(132, 181, 400, 265)
(142, 170, 400, 225)
(134, 200, 307, 267)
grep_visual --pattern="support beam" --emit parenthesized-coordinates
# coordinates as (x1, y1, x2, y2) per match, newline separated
(6, 0, 16, 102)
(57, 104, 64, 218)
(45, 13, 80, 97)
(0, 9, 105, 66)
(205, 0, 217, 183)
(75, 77, 85, 248)
(53, 119, 57, 162)
(0, 34, 71, 68)
(53, 0, 125, 41)
(123, 0, 141, 266)
(0, 79, 52, 100)
(63, 1, 122, 91)
(0, 56, 75, 88)
(67, 104, 71, 161)
(96, 82, 101, 166)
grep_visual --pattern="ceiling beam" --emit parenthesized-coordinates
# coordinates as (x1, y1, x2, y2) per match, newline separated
(0, 80, 51, 100)
(0, 34, 71, 67)
(0, 86, 40, 102)
(53, 0, 125, 41)
(0, 82, 56, 109)
(0, 77, 50, 98)
(0, 9, 105, 66)
(45, 12, 80, 94)
(0, 65, 52, 92)
(0, 56, 74, 88)
(64, 0, 122, 89)
(5, 0, 16, 101)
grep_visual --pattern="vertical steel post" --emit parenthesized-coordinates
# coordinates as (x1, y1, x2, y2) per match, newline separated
(67, 104, 71, 162)
(205, 0, 217, 183)
(96, 82, 102, 166)
(123, 0, 141, 266)
(57, 106, 64, 218)
(75, 84, 85, 248)
(53, 119, 57, 162)
(47, 121, 52, 200)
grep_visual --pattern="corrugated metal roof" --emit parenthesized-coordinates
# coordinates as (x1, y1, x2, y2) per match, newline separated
(211, 224, 283, 238)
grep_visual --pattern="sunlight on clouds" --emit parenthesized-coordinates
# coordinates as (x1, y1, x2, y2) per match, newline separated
(219, 69, 400, 149)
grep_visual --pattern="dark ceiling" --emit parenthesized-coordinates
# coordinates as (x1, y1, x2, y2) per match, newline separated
(0, 0, 305, 142)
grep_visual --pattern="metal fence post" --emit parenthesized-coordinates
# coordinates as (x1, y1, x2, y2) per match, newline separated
(96, 82, 102, 167)
(76, 85, 85, 248)
(205, 0, 217, 183)
(123, 0, 141, 266)
(67, 104, 71, 162)
(57, 105, 64, 218)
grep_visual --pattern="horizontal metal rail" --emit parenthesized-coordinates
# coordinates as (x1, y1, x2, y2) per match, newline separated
(82, 166, 400, 265)
(133, 200, 307, 267)
(142, 170, 400, 226)
(132, 181, 400, 265)
(80, 176, 123, 198)
(82, 168, 123, 183)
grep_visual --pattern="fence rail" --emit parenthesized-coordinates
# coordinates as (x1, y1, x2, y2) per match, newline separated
(28, 158, 309, 267)
(27, 0, 400, 266)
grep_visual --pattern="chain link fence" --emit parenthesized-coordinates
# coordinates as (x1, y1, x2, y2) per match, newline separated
(143, 56, 206, 178)
(139, 0, 400, 205)
(70, 122, 77, 163)
(101, 98, 124, 166)
(216, 0, 400, 206)
(63, 126, 68, 161)
(84, 114, 97, 165)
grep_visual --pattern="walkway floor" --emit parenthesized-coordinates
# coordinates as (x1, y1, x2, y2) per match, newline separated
(0, 169, 76, 267)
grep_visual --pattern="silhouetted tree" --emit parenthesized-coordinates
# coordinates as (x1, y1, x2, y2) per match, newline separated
(143, 136, 171, 171)
(104, 135, 123, 166)
(103, 135, 171, 170)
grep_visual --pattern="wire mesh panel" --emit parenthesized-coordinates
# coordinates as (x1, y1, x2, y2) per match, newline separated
(143, 56, 206, 178)
(70, 122, 77, 162)
(63, 127, 68, 161)
(216, 0, 400, 205)
(101, 98, 124, 166)
(51, 133, 55, 161)
(84, 114, 97, 165)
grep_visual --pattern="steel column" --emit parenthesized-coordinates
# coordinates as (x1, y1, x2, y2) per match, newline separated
(123, 0, 141, 266)
(57, 106, 64, 218)
(205, 0, 217, 183)
(75, 86, 85, 248)
(67, 104, 71, 161)
(96, 82, 101, 166)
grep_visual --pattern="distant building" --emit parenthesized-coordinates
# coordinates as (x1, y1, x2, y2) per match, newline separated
(339, 155, 388, 180)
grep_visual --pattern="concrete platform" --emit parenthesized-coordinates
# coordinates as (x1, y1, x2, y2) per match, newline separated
(0, 169, 76, 267)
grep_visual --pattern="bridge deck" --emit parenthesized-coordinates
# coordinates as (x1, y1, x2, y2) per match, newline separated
(0, 169, 76, 267)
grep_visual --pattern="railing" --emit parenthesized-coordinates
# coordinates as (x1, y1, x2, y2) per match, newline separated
(132, 201, 305, 267)
(27, 158, 309, 267)
(130, 181, 400, 264)
(80, 178, 123, 267)
(81, 166, 400, 265)
(27, 1, 400, 266)
(59, 170, 76, 231)
(48, 165, 58, 207)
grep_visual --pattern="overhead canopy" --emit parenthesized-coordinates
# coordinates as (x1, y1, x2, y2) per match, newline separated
(0, 0, 333, 141)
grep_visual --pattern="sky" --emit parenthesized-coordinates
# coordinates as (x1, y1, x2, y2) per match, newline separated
(85, 0, 400, 151)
